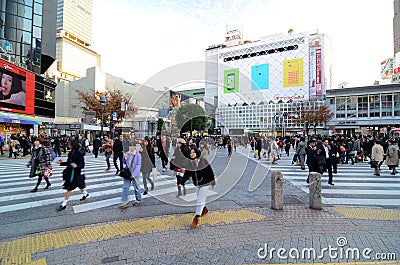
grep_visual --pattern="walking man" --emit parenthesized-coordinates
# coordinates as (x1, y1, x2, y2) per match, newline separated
(113, 134, 124, 175)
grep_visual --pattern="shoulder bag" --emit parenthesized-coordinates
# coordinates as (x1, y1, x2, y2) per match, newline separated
(120, 155, 134, 179)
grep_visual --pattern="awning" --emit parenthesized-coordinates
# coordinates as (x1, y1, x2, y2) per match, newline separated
(0, 111, 42, 125)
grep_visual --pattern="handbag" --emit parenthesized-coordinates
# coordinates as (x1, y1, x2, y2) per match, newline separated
(169, 158, 176, 171)
(316, 155, 326, 165)
(370, 160, 378, 168)
(120, 155, 134, 179)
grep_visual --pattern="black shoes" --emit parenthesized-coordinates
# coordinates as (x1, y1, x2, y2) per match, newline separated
(44, 184, 51, 190)
(115, 170, 120, 176)
(80, 193, 89, 201)
(57, 205, 66, 211)
(30, 188, 38, 192)
(143, 191, 148, 195)
(328, 182, 334, 186)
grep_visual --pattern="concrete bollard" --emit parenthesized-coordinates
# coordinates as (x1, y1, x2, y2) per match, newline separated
(271, 171, 284, 210)
(308, 172, 322, 210)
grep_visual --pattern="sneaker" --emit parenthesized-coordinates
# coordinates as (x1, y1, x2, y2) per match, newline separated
(80, 193, 89, 201)
(133, 200, 141, 205)
(56, 205, 66, 211)
(119, 202, 129, 209)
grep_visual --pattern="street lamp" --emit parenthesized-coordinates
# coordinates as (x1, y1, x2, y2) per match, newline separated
(100, 95, 106, 140)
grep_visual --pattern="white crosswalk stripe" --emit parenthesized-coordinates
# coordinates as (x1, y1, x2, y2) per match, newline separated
(271, 153, 400, 207)
(0, 155, 217, 214)
(236, 147, 400, 207)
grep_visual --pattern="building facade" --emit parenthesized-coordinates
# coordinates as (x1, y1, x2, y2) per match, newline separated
(326, 84, 400, 136)
(205, 30, 332, 135)
(0, 0, 57, 142)
(46, 0, 100, 82)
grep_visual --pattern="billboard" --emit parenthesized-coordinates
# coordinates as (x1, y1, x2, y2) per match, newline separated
(0, 59, 35, 114)
(315, 49, 322, 96)
(283, 58, 304, 87)
(224, 68, 239, 93)
(251, 64, 269, 90)
(169, 90, 189, 109)
(381, 58, 393, 80)
(309, 50, 317, 97)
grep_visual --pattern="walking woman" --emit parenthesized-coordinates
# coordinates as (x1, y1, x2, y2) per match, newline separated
(140, 136, 155, 195)
(119, 143, 142, 209)
(27, 138, 51, 192)
(56, 140, 89, 211)
(185, 147, 217, 228)
(386, 138, 399, 175)
(170, 138, 190, 197)
(371, 139, 384, 176)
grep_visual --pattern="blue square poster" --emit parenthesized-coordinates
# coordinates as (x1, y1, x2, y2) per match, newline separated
(251, 64, 269, 90)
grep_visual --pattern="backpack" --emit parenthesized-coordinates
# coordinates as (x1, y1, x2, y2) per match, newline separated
(47, 147, 57, 162)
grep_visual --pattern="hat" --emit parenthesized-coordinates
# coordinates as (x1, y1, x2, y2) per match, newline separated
(308, 138, 317, 143)
(178, 138, 186, 144)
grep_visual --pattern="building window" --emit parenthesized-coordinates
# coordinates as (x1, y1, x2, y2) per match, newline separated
(369, 95, 380, 118)
(394, 93, 400, 116)
(357, 96, 368, 118)
(336, 97, 346, 118)
(381, 94, 392, 117)
(346, 96, 356, 118)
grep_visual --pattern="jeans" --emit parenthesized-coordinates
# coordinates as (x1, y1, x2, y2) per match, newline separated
(105, 151, 112, 169)
(142, 171, 154, 191)
(195, 185, 209, 216)
(121, 177, 142, 203)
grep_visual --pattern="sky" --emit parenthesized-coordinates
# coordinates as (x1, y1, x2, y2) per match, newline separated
(92, 0, 394, 89)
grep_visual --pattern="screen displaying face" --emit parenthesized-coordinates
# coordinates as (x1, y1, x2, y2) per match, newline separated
(0, 69, 26, 110)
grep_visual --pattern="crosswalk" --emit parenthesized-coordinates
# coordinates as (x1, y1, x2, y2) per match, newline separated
(0, 155, 217, 214)
(242, 148, 400, 207)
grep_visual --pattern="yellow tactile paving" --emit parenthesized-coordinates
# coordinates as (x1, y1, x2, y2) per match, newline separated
(0, 209, 265, 264)
(333, 207, 400, 221)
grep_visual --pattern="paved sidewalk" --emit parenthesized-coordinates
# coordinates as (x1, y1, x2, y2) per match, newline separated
(1, 205, 399, 265)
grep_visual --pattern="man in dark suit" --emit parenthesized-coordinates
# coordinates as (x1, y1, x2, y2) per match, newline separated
(92, 135, 102, 158)
(322, 138, 335, 186)
(305, 138, 318, 183)
(113, 134, 124, 175)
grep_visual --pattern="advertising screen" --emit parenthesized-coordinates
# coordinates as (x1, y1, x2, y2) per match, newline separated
(0, 59, 35, 114)
(224, 69, 239, 93)
(251, 64, 269, 90)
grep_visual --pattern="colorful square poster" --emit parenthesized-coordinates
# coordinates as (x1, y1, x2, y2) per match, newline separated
(224, 68, 239, 93)
(251, 64, 269, 90)
(283, 58, 304, 87)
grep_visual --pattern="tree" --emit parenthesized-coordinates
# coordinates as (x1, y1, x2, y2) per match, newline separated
(76, 90, 131, 125)
(297, 101, 334, 135)
(175, 103, 206, 135)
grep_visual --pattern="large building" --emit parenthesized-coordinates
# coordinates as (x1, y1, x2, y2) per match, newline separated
(46, 0, 100, 82)
(0, 0, 57, 141)
(205, 30, 332, 134)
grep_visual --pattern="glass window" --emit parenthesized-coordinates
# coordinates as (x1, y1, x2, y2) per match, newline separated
(22, 17, 33, 31)
(369, 95, 380, 117)
(394, 93, 400, 116)
(346, 96, 357, 118)
(33, 14, 41, 27)
(336, 97, 346, 118)
(357, 96, 368, 117)
(34, 0, 43, 4)
(25, 0, 33, 5)
(33, 26, 41, 38)
(20, 30, 32, 44)
(33, 3, 42, 15)
(381, 94, 392, 117)
(23, 5, 33, 18)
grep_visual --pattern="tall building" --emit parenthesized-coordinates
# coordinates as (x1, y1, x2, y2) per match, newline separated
(394, 0, 400, 54)
(205, 30, 332, 135)
(46, 0, 100, 82)
(0, 0, 57, 140)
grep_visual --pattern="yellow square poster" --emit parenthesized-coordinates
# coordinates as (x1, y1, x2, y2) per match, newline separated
(283, 58, 304, 87)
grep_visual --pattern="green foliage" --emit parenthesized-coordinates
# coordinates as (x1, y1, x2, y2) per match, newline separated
(157, 118, 165, 133)
(175, 104, 206, 134)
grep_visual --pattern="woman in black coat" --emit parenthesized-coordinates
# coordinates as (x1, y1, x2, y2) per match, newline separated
(56, 140, 89, 211)
(184, 147, 216, 228)
(140, 136, 155, 195)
